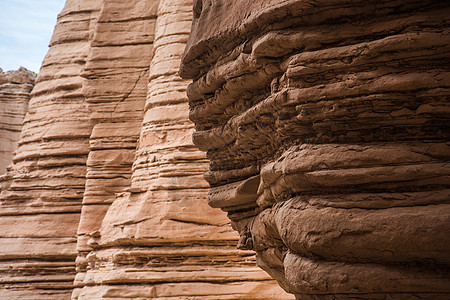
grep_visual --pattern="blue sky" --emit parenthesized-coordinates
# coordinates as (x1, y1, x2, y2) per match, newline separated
(0, 0, 66, 73)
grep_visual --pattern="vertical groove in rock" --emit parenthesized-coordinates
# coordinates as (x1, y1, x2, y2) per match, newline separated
(72, 1, 160, 298)
(0, 1, 102, 299)
(0, 68, 35, 175)
(180, 0, 450, 298)
(76, 0, 292, 298)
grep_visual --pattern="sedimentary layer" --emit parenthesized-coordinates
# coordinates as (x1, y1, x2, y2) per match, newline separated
(72, 0, 159, 297)
(0, 67, 35, 175)
(75, 0, 290, 298)
(1, 0, 290, 299)
(180, 0, 450, 298)
(0, 1, 102, 298)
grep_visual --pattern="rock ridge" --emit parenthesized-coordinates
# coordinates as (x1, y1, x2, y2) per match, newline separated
(0, 67, 35, 176)
(0, 0, 291, 299)
(180, 0, 450, 298)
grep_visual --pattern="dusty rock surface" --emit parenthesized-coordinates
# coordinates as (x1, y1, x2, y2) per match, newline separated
(0, 0, 102, 298)
(0, 67, 35, 175)
(72, 0, 160, 296)
(74, 0, 290, 298)
(180, 0, 450, 299)
(0, 0, 290, 299)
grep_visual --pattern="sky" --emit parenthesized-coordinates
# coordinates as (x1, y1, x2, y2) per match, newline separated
(0, 0, 66, 73)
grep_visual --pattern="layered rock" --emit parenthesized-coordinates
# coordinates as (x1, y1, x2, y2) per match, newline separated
(72, 1, 160, 296)
(0, 1, 102, 298)
(1, 0, 290, 299)
(75, 0, 290, 298)
(0, 67, 35, 175)
(180, 0, 450, 298)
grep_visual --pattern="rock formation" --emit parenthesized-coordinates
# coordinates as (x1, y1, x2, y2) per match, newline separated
(0, 1, 102, 298)
(0, 67, 35, 175)
(72, 0, 160, 296)
(180, 0, 450, 299)
(74, 0, 289, 298)
(0, 0, 290, 299)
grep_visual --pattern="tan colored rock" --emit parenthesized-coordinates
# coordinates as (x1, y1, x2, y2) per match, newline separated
(72, 1, 159, 297)
(0, 1, 102, 298)
(1, 0, 291, 299)
(75, 0, 290, 298)
(0, 67, 35, 175)
(0, 0, 322, 299)
(180, 0, 450, 298)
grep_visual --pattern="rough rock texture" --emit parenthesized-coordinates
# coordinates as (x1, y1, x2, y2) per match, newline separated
(0, 1, 103, 298)
(74, 0, 290, 298)
(180, 0, 450, 299)
(72, 0, 160, 296)
(0, 0, 290, 299)
(0, 67, 35, 175)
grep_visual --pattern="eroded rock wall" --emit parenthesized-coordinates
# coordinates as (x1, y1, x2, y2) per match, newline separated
(0, 0, 290, 299)
(75, 0, 290, 298)
(180, 0, 450, 298)
(0, 1, 102, 298)
(0, 68, 35, 175)
(72, 1, 160, 297)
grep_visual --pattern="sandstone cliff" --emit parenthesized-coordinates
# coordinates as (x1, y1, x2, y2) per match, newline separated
(74, 0, 289, 298)
(0, 0, 290, 299)
(180, 0, 450, 298)
(0, 67, 35, 175)
(72, 0, 160, 296)
(0, 1, 102, 298)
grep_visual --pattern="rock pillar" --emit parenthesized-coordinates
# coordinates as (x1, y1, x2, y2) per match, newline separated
(0, 1, 102, 298)
(0, 68, 35, 175)
(75, 1, 290, 298)
(180, 0, 450, 298)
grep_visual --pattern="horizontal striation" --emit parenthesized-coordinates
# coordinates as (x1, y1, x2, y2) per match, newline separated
(180, 0, 450, 298)
(76, 0, 292, 299)
(0, 68, 35, 175)
(72, 0, 159, 298)
(0, 0, 102, 299)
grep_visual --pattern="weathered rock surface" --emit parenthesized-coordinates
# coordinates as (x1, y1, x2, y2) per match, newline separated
(180, 0, 450, 298)
(74, 0, 290, 298)
(0, 1, 103, 298)
(72, 0, 160, 297)
(0, 67, 35, 175)
(0, 0, 290, 299)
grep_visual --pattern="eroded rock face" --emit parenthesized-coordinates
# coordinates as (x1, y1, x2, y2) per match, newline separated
(0, 1, 102, 298)
(74, 0, 290, 298)
(0, 0, 290, 299)
(72, 0, 160, 296)
(0, 67, 35, 175)
(180, 0, 450, 298)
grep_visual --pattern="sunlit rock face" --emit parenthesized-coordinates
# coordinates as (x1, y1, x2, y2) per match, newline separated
(0, 68, 35, 175)
(0, 1, 102, 298)
(180, 0, 450, 298)
(0, 0, 290, 299)
(73, 0, 290, 298)
(71, 0, 161, 297)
